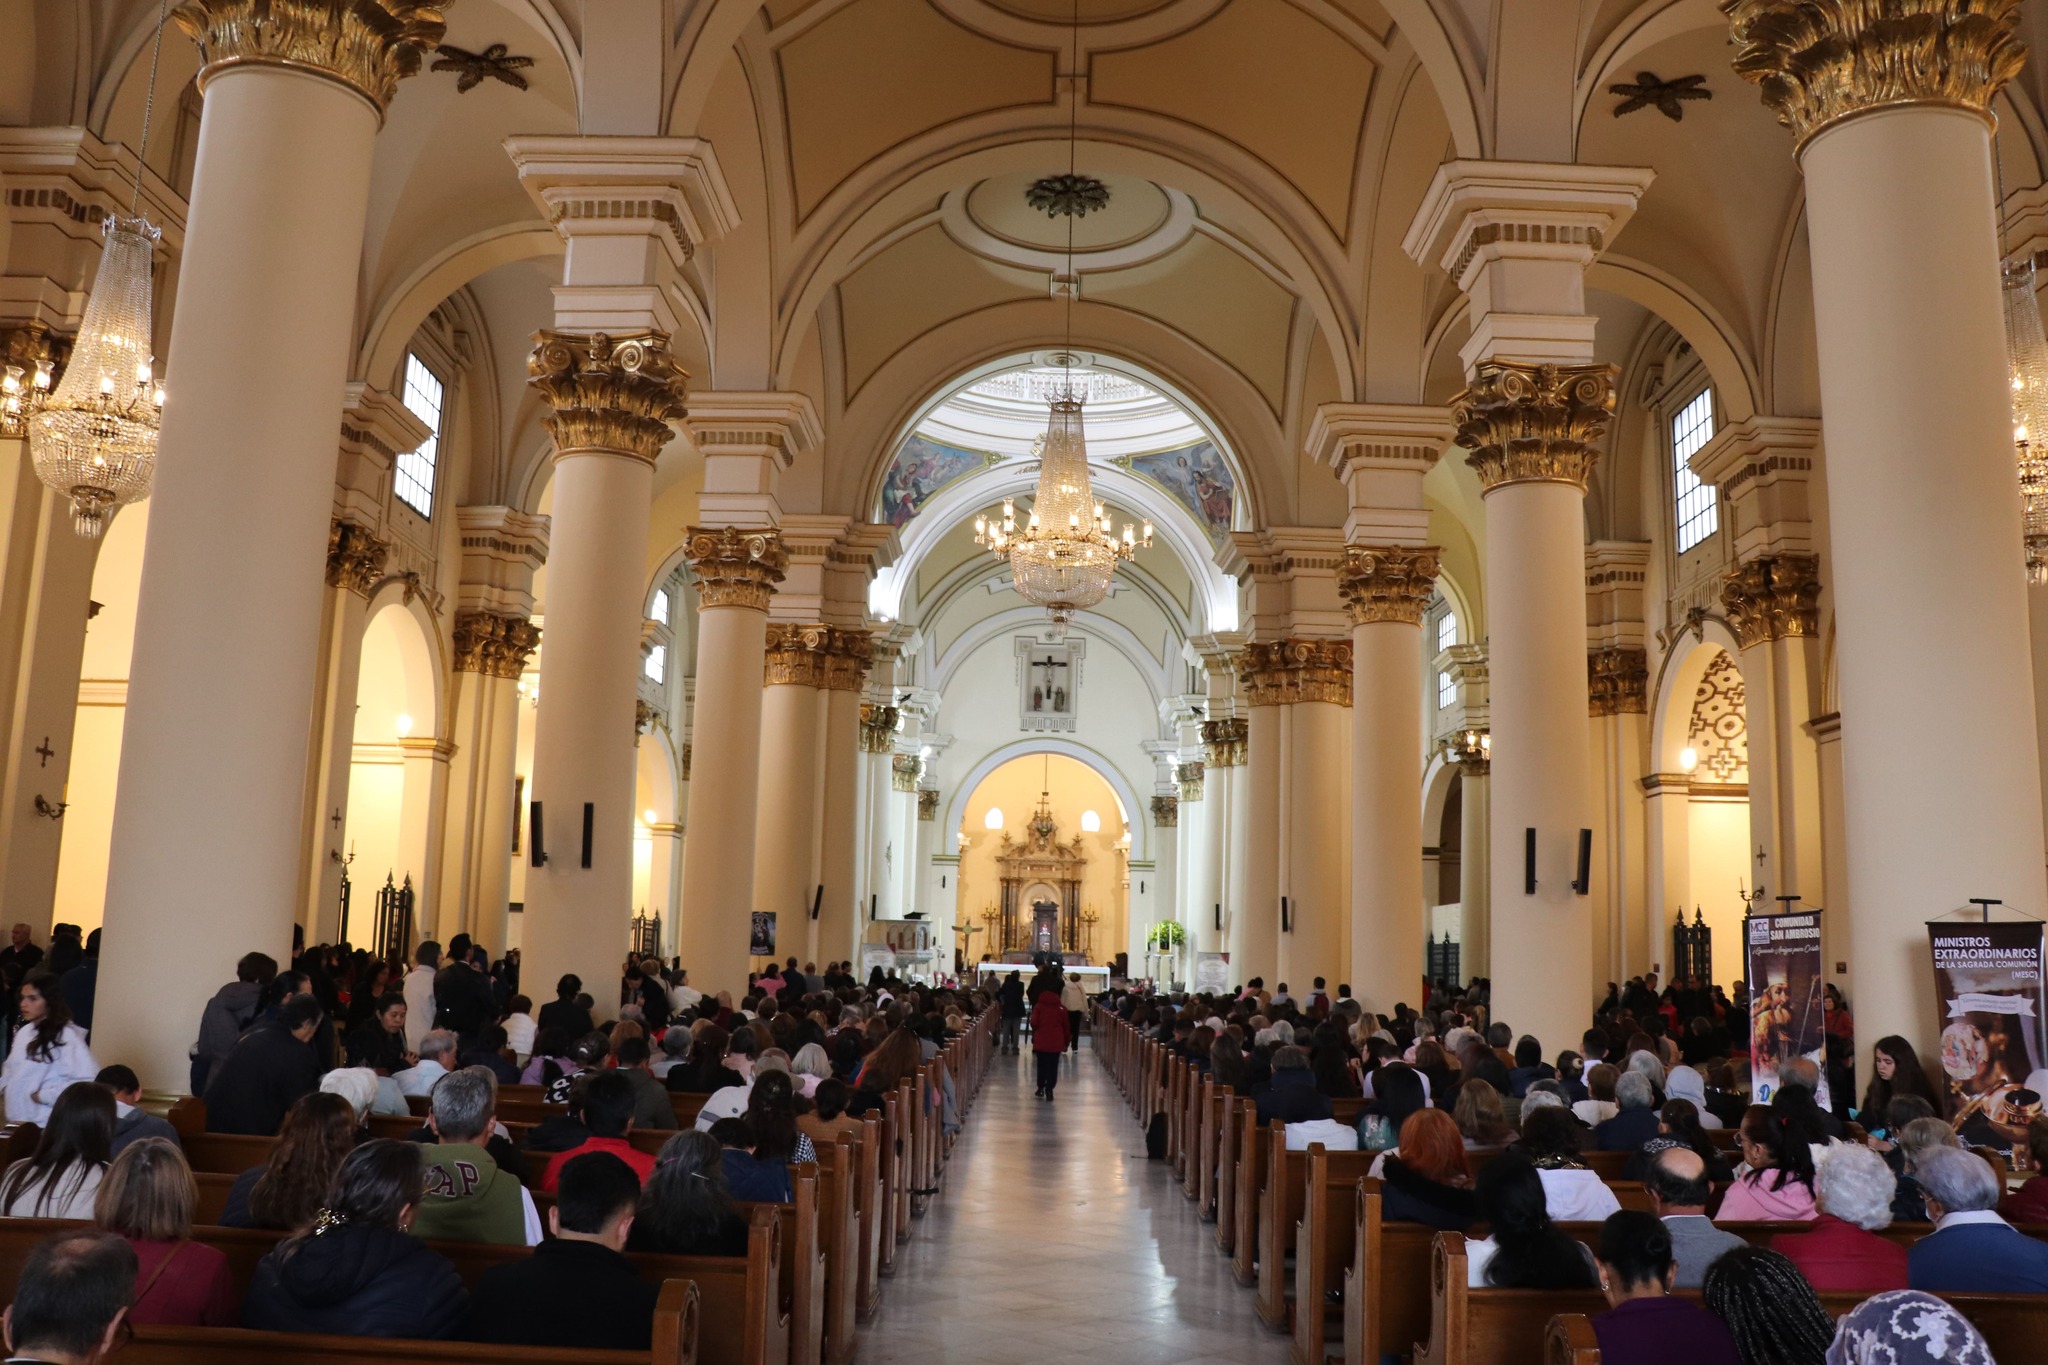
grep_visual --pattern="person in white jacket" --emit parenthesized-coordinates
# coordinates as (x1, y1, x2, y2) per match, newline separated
(2, 970, 99, 1124)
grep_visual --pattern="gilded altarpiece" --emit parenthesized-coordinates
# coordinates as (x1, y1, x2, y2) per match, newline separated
(993, 795, 1088, 957)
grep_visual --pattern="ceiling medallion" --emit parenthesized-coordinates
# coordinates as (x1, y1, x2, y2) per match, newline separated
(1026, 174, 1111, 218)
(1609, 72, 1711, 121)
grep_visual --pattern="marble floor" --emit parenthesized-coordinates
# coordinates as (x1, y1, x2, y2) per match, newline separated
(855, 1042, 1294, 1365)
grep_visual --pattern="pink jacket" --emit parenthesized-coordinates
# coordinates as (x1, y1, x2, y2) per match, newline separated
(1716, 1170, 1818, 1222)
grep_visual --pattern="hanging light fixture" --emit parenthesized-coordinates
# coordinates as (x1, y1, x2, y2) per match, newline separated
(2004, 260, 2048, 583)
(972, 0, 1148, 636)
(3, 0, 171, 538)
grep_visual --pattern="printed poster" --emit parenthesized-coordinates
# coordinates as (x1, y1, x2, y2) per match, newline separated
(1746, 911, 1831, 1109)
(750, 911, 777, 957)
(1929, 920, 2048, 1153)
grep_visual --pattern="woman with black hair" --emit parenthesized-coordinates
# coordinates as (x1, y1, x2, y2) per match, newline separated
(1515, 1103, 1623, 1221)
(243, 1139, 466, 1337)
(1591, 1210, 1743, 1365)
(1700, 1246, 1833, 1365)
(1625, 1098, 1732, 1182)
(1858, 1036, 1939, 1135)
(1462, 1152, 1598, 1287)
(630, 1130, 749, 1256)
(668, 1023, 743, 1095)
(0, 970, 96, 1124)
(746, 1071, 818, 1165)
(1507, 1035, 1554, 1097)
(0, 1079, 113, 1217)
(221, 1091, 359, 1231)
(1717, 1104, 1820, 1221)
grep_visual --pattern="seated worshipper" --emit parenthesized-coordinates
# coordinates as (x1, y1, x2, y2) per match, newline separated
(694, 1028, 766, 1127)
(1625, 1098, 1731, 1183)
(1508, 1035, 1555, 1097)
(1774, 1055, 1845, 1140)
(219, 1091, 359, 1229)
(1453, 1078, 1517, 1150)
(91, 1138, 235, 1326)
(1771, 1141, 1908, 1291)
(1575, 1063, 1621, 1128)
(670, 1022, 745, 1094)
(2, 971, 98, 1125)
(615, 1035, 678, 1130)
(1825, 1290, 1996, 1365)
(1360, 1063, 1429, 1157)
(1379, 1109, 1478, 1230)
(344, 994, 412, 1074)
(652, 1027, 693, 1081)
(540, 1069, 656, 1192)
(1255, 1046, 1333, 1125)
(1464, 1152, 1600, 1288)
(847, 1028, 924, 1120)
(1514, 1103, 1622, 1222)
(502, 994, 537, 1065)
(1590, 1210, 1743, 1365)
(630, 1129, 751, 1255)
(791, 1041, 833, 1097)
(2, 1230, 137, 1365)
(711, 1117, 794, 1203)
(322, 1064, 405, 1123)
(1907, 1144, 2048, 1292)
(542, 1030, 610, 1105)
(1643, 1145, 1745, 1289)
(202, 993, 323, 1135)
(457, 1024, 521, 1085)
(1888, 1111, 1952, 1222)
(1665, 1064, 1723, 1130)
(193, 952, 277, 1096)
(748, 1070, 819, 1165)
(394, 1029, 460, 1099)
(2001, 1114, 2048, 1223)
(466, 1151, 659, 1350)
(410, 1066, 542, 1246)
(0, 1080, 112, 1218)
(1701, 1248, 1836, 1365)
(536, 973, 594, 1040)
(800, 1079, 863, 1148)
(96, 1065, 179, 1156)
(1597, 1072, 1666, 1151)
(518, 1026, 574, 1088)
(1715, 1104, 1819, 1223)
(242, 1139, 467, 1338)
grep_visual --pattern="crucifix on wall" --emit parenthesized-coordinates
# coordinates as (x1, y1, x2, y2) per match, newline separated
(1015, 637, 1086, 733)
(1031, 652, 1068, 713)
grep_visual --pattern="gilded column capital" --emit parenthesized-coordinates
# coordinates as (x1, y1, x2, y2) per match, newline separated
(917, 789, 939, 821)
(1179, 760, 1205, 802)
(173, 0, 449, 120)
(1588, 646, 1650, 717)
(635, 699, 660, 738)
(684, 525, 787, 611)
(1723, 0, 2025, 152)
(764, 622, 832, 687)
(1202, 717, 1248, 768)
(1151, 794, 1179, 828)
(1451, 361, 1617, 494)
(859, 703, 899, 753)
(821, 628, 874, 693)
(1338, 545, 1443, 625)
(1239, 638, 1354, 707)
(1439, 729, 1491, 777)
(451, 609, 540, 678)
(1721, 552, 1823, 648)
(528, 329, 690, 466)
(891, 753, 923, 793)
(325, 519, 389, 598)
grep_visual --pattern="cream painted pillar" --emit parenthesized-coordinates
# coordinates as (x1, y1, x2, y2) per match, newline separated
(1202, 716, 1245, 969)
(1588, 647, 1650, 981)
(817, 679, 867, 966)
(1806, 711, 1851, 980)
(1640, 774, 1692, 977)
(397, 736, 452, 936)
(1233, 703, 1282, 983)
(96, 8, 442, 1089)
(1725, 7, 2048, 1047)
(1455, 759, 1491, 981)
(855, 698, 899, 935)
(1177, 759, 1212, 952)
(302, 522, 386, 940)
(439, 609, 540, 950)
(1405, 161, 1649, 1052)
(755, 626, 832, 931)
(1242, 642, 1351, 991)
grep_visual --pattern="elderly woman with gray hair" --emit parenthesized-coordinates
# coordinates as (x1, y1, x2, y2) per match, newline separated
(1770, 1141, 1908, 1291)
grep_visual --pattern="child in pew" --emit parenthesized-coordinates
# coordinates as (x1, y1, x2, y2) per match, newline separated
(467, 1152, 661, 1351)
(92, 1137, 235, 1326)
(630, 1129, 750, 1256)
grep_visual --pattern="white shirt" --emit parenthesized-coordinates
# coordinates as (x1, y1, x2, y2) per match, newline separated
(1286, 1119, 1360, 1151)
(1572, 1099, 1618, 1127)
(402, 966, 436, 1053)
(694, 1082, 752, 1130)
(394, 1058, 450, 1098)
(1, 1023, 98, 1125)
(503, 1013, 536, 1065)
(1465, 1234, 1597, 1286)
(669, 984, 703, 1013)
(518, 1186, 544, 1246)
(1934, 1209, 2011, 1232)
(1538, 1167, 1622, 1223)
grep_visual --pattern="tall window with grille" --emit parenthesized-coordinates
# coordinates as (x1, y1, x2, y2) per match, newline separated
(396, 353, 444, 519)
(1671, 389, 1717, 553)
(1435, 609, 1457, 709)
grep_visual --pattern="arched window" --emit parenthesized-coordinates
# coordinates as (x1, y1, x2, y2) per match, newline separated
(1671, 389, 1718, 552)
(396, 353, 444, 518)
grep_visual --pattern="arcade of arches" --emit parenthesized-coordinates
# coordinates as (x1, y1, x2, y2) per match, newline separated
(3, 0, 2048, 1098)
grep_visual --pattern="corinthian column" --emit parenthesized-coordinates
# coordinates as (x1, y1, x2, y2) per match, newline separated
(1242, 639, 1352, 990)
(1724, 0, 2048, 1046)
(97, 0, 446, 1089)
(755, 624, 835, 936)
(522, 331, 687, 1011)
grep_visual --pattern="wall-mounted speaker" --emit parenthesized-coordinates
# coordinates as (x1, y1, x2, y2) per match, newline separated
(1524, 827, 1537, 895)
(869, 894, 878, 922)
(1280, 896, 1292, 933)
(529, 803, 546, 867)
(810, 885, 823, 921)
(1214, 902, 1223, 932)
(580, 803, 594, 869)
(1572, 828, 1593, 896)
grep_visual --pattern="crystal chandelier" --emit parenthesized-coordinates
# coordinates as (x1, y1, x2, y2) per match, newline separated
(1, 0, 170, 539)
(2004, 261, 2048, 583)
(975, 393, 1150, 636)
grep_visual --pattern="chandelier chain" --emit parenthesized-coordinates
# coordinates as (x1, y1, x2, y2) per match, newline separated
(130, 0, 172, 217)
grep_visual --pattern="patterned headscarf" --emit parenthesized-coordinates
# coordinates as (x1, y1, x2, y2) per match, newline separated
(1825, 1291, 1995, 1365)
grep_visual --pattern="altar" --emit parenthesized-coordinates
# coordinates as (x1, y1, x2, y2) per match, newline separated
(981, 792, 1106, 959)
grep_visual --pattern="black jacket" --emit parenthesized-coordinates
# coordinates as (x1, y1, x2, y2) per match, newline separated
(466, 1238, 658, 1350)
(433, 964, 497, 1039)
(1254, 1069, 1333, 1126)
(202, 1023, 321, 1136)
(346, 1020, 408, 1073)
(1380, 1156, 1479, 1231)
(538, 997, 594, 1038)
(998, 980, 1026, 1019)
(243, 1225, 466, 1338)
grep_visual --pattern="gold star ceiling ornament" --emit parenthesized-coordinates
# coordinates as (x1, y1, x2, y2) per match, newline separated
(1610, 72, 1711, 121)
(431, 42, 533, 92)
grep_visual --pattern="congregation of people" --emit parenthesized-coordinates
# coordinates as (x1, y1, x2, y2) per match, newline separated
(1109, 970, 2040, 1365)
(0, 921, 985, 1357)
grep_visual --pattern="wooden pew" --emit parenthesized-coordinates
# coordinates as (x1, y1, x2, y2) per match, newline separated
(118, 1280, 699, 1365)
(1339, 1188, 1458, 1365)
(1543, 1293, 2048, 1365)
(1260, 1136, 1375, 1334)
(1231, 1100, 1266, 1285)
(1290, 1155, 1385, 1365)
(1215, 1094, 1244, 1253)
(1415, 1232, 1609, 1365)
(1197, 1081, 1231, 1221)
(851, 1115, 886, 1321)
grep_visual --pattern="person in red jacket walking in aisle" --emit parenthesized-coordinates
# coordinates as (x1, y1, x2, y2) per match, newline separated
(1031, 970, 1070, 1101)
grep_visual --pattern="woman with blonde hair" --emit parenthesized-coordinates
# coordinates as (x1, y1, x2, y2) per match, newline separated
(1453, 1079, 1518, 1149)
(93, 1138, 235, 1325)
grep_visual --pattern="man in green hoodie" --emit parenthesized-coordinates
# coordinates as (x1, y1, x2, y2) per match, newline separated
(410, 1066, 541, 1246)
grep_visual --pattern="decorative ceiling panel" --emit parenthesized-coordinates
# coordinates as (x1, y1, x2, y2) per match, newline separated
(836, 224, 1042, 394)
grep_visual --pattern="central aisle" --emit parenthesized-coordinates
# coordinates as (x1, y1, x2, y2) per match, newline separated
(857, 1042, 1296, 1365)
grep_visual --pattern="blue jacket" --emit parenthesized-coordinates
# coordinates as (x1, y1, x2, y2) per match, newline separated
(1908, 1219, 2048, 1294)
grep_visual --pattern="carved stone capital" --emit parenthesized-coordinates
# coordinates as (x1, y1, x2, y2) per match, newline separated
(635, 699, 659, 738)
(821, 629, 874, 693)
(684, 525, 787, 611)
(917, 789, 939, 822)
(1721, 552, 1823, 648)
(452, 610, 541, 679)
(325, 519, 389, 598)
(173, 0, 449, 119)
(1239, 638, 1354, 707)
(764, 622, 832, 688)
(1338, 545, 1442, 626)
(1439, 730, 1492, 777)
(891, 753, 923, 793)
(859, 703, 899, 753)
(1151, 794, 1179, 828)
(680, 743, 692, 782)
(528, 329, 689, 466)
(1202, 717, 1248, 768)
(1588, 646, 1650, 717)
(1178, 760, 1205, 802)
(1723, 0, 2024, 151)
(1451, 361, 1617, 494)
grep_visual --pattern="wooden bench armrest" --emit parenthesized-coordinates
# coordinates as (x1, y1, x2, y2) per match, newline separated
(1546, 1314, 1599, 1365)
(651, 1278, 701, 1365)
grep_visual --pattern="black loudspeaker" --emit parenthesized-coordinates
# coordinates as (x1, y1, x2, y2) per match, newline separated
(580, 803, 595, 869)
(810, 885, 824, 921)
(1280, 896, 1292, 933)
(1573, 828, 1592, 896)
(1524, 827, 1537, 894)
(869, 894, 878, 922)
(529, 803, 546, 867)
(1214, 902, 1223, 932)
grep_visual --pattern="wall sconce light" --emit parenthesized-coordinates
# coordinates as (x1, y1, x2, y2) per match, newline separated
(1678, 746, 1699, 774)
